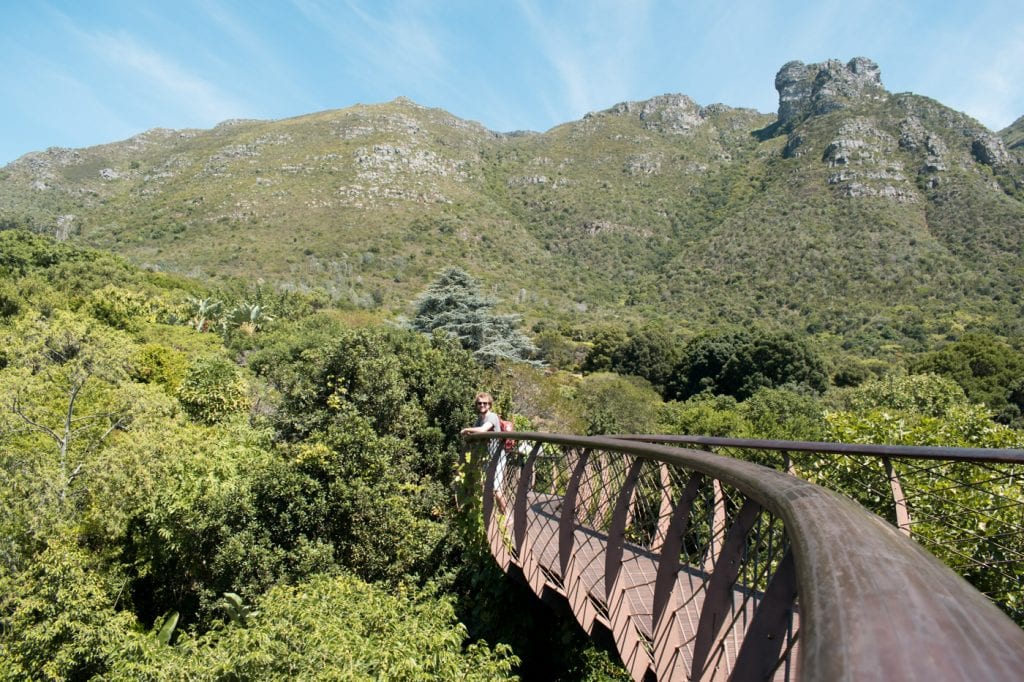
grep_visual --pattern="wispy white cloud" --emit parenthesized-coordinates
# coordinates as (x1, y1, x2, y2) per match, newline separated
(0, 48, 137, 152)
(517, 0, 656, 121)
(33, 3, 246, 125)
(192, 0, 318, 114)
(82, 30, 242, 122)
(290, 0, 453, 100)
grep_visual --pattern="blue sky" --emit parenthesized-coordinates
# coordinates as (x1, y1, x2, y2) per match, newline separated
(2, 0, 1022, 166)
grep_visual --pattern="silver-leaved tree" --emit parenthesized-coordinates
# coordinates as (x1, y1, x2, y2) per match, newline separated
(411, 267, 538, 367)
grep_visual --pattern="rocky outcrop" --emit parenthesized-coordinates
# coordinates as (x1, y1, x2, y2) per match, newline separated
(971, 133, 1011, 166)
(776, 57, 887, 126)
(598, 95, 761, 137)
(822, 118, 917, 202)
(600, 94, 706, 135)
(624, 153, 663, 175)
(898, 116, 948, 182)
(637, 95, 705, 134)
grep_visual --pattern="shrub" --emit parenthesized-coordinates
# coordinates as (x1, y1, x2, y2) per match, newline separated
(130, 344, 189, 391)
(105, 574, 518, 681)
(176, 357, 249, 424)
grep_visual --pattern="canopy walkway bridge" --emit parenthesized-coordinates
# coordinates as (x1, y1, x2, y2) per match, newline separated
(464, 432, 1024, 681)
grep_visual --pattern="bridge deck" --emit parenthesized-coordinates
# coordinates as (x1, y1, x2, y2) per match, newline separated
(478, 435, 1024, 682)
(502, 492, 799, 680)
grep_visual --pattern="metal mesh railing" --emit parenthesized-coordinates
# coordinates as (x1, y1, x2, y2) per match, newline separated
(465, 432, 1024, 681)
(625, 436, 1024, 624)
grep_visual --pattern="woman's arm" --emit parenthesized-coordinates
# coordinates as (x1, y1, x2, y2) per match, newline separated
(461, 422, 496, 435)
(461, 413, 499, 435)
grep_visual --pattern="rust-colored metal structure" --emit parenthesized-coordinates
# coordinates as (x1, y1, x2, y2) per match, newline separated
(624, 434, 1024, 624)
(465, 432, 1024, 681)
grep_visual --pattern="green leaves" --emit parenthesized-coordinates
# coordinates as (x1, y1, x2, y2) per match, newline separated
(666, 328, 828, 401)
(0, 537, 139, 679)
(0, 230, 528, 679)
(575, 372, 661, 436)
(153, 611, 179, 645)
(175, 356, 250, 424)
(220, 593, 256, 627)
(106, 574, 518, 680)
(911, 333, 1024, 426)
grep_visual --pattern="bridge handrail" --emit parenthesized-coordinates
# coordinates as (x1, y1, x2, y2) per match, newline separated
(611, 433, 1024, 463)
(465, 431, 1024, 681)
(616, 433, 1024, 621)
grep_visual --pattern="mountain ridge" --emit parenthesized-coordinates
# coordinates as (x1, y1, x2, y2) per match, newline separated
(1, 57, 1022, 358)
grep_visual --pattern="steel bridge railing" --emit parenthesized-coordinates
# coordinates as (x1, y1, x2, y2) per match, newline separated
(619, 435, 1024, 625)
(464, 432, 1024, 682)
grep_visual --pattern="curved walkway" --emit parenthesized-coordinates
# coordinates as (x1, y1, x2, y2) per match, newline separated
(469, 432, 1024, 681)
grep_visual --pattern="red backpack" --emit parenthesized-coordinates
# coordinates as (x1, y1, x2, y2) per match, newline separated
(499, 418, 515, 452)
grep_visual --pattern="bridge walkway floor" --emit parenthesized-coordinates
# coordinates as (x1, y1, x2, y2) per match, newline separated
(492, 492, 799, 680)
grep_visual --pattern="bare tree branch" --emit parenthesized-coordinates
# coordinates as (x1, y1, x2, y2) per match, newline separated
(10, 396, 64, 448)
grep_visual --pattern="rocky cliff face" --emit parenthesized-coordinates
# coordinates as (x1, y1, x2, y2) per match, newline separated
(774, 57, 1022, 204)
(775, 57, 888, 127)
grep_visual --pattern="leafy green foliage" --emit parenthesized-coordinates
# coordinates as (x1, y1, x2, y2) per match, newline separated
(83, 285, 152, 332)
(104, 574, 517, 681)
(153, 611, 180, 646)
(739, 387, 826, 441)
(0, 235, 526, 679)
(580, 325, 630, 374)
(815, 374, 1024, 619)
(0, 537, 138, 681)
(176, 356, 250, 424)
(129, 343, 189, 391)
(219, 592, 257, 627)
(245, 320, 493, 584)
(661, 394, 746, 438)
(911, 333, 1024, 425)
(582, 324, 683, 394)
(250, 317, 479, 457)
(0, 279, 23, 320)
(534, 328, 584, 370)
(666, 328, 828, 401)
(575, 373, 662, 435)
(825, 374, 1024, 448)
(836, 373, 967, 418)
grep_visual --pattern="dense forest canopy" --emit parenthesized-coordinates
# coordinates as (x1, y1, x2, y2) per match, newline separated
(1, 229, 1021, 679)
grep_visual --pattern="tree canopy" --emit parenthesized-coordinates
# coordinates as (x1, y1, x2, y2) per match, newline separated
(665, 328, 828, 401)
(410, 267, 537, 367)
(911, 333, 1024, 426)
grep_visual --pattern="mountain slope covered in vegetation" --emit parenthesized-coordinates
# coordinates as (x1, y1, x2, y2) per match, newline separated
(1, 57, 1021, 360)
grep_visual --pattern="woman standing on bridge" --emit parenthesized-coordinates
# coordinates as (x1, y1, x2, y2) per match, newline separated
(461, 392, 507, 509)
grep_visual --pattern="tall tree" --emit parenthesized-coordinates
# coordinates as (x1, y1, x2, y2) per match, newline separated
(410, 267, 537, 367)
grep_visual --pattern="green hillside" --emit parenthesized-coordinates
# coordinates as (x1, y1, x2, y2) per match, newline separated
(1003, 114, 1024, 149)
(2, 57, 1022, 355)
